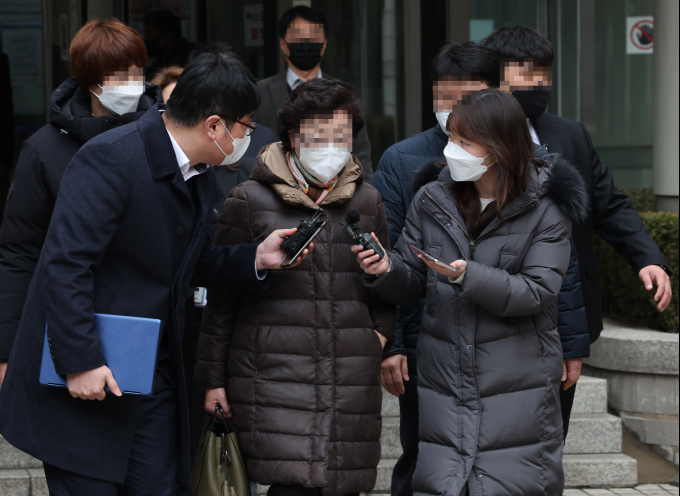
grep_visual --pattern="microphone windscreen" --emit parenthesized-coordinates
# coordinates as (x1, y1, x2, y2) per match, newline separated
(345, 210, 361, 224)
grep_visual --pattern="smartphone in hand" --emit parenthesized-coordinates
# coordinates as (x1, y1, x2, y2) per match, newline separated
(410, 245, 459, 276)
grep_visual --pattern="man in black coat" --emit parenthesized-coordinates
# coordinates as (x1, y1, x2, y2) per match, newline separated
(481, 26, 672, 336)
(0, 53, 310, 496)
(254, 5, 373, 180)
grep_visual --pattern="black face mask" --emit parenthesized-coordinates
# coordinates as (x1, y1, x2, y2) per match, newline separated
(512, 88, 550, 119)
(286, 42, 323, 71)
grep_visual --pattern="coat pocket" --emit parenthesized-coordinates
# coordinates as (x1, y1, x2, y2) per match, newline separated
(499, 251, 518, 273)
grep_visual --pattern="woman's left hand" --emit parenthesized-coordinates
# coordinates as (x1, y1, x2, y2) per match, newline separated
(418, 256, 467, 278)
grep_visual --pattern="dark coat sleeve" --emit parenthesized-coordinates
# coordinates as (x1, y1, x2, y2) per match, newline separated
(363, 190, 429, 306)
(194, 184, 253, 388)
(367, 192, 398, 352)
(557, 236, 590, 359)
(0, 142, 50, 361)
(189, 233, 263, 292)
(42, 142, 130, 376)
(583, 123, 669, 274)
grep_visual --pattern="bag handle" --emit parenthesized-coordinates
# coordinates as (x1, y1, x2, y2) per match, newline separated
(210, 404, 237, 435)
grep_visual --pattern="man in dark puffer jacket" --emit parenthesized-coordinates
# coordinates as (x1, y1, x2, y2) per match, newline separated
(371, 41, 589, 496)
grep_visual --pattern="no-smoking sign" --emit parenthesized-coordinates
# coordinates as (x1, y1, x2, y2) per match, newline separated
(626, 16, 653, 54)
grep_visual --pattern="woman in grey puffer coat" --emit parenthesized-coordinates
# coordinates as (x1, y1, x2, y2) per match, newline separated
(354, 89, 588, 496)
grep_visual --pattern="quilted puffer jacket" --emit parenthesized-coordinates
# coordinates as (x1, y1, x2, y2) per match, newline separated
(195, 142, 397, 496)
(365, 157, 588, 496)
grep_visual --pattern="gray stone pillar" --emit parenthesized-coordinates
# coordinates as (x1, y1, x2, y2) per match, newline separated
(653, 0, 679, 212)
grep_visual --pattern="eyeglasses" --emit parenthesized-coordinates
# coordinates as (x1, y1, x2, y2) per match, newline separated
(235, 119, 257, 136)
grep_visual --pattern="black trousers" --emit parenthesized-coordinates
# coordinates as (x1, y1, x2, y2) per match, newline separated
(44, 371, 179, 496)
(267, 484, 359, 496)
(560, 382, 577, 438)
(390, 383, 577, 496)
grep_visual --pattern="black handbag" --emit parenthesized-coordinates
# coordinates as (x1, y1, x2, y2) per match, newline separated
(191, 406, 251, 496)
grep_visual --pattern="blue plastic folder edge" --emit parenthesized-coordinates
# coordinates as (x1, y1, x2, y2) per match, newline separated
(39, 313, 162, 396)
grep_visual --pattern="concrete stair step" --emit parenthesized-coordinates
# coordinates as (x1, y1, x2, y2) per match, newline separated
(380, 375, 607, 417)
(376, 455, 638, 491)
(563, 453, 638, 488)
(381, 413, 624, 458)
(376, 458, 397, 492)
(564, 413, 623, 454)
(382, 390, 400, 418)
(0, 436, 42, 470)
(381, 417, 401, 459)
(0, 468, 47, 496)
(572, 375, 608, 414)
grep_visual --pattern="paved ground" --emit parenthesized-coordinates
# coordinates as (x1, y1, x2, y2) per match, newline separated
(564, 484, 679, 495)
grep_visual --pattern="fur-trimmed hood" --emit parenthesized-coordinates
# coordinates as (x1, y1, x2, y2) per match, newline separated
(410, 155, 589, 224)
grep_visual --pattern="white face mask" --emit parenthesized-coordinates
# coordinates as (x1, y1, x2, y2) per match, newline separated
(444, 142, 493, 182)
(435, 111, 451, 136)
(298, 144, 350, 184)
(214, 120, 250, 166)
(92, 82, 144, 116)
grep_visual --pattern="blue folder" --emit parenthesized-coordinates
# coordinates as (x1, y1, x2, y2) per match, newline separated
(39, 313, 162, 396)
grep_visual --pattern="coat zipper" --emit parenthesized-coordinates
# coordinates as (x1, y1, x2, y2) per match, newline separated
(470, 200, 536, 255)
(423, 190, 469, 260)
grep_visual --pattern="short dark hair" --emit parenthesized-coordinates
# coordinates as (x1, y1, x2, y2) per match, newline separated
(143, 10, 182, 41)
(277, 78, 364, 153)
(480, 26, 554, 67)
(184, 42, 243, 66)
(429, 41, 501, 87)
(165, 53, 260, 128)
(278, 6, 328, 40)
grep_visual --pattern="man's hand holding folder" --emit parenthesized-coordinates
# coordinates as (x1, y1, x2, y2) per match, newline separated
(67, 365, 122, 401)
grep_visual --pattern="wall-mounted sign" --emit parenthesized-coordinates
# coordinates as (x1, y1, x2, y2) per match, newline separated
(626, 16, 653, 54)
(244, 4, 264, 47)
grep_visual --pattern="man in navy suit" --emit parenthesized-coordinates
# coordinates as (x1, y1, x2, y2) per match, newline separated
(0, 53, 311, 496)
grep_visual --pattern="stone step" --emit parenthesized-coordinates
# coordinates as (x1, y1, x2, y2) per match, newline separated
(382, 389, 400, 418)
(563, 453, 638, 488)
(380, 413, 624, 459)
(376, 458, 397, 492)
(380, 376, 608, 417)
(381, 417, 401, 459)
(564, 413, 623, 454)
(376, 455, 638, 491)
(0, 468, 47, 496)
(572, 375, 608, 414)
(0, 436, 42, 470)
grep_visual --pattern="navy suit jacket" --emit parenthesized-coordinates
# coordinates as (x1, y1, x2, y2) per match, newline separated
(0, 104, 264, 485)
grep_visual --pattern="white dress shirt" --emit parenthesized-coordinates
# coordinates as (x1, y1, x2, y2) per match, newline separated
(161, 110, 209, 181)
(527, 118, 541, 146)
(287, 66, 323, 91)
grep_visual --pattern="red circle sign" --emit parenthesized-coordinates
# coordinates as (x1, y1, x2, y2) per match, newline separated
(630, 19, 654, 50)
